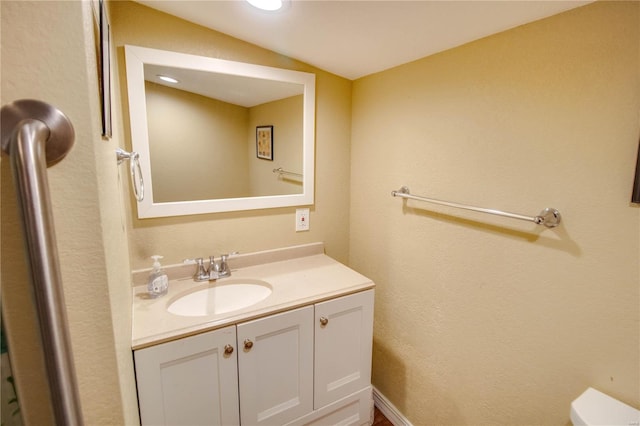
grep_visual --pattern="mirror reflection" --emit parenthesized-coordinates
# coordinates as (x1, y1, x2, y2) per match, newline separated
(124, 45, 315, 218)
(144, 63, 304, 202)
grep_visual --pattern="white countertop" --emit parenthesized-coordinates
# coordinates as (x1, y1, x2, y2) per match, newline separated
(131, 244, 374, 349)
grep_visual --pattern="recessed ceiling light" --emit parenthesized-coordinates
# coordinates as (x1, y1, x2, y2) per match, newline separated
(247, 0, 283, 11)
(158, 75, 179, 84)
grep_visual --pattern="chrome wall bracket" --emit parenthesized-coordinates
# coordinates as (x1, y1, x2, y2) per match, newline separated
(116, 147, 144, 202)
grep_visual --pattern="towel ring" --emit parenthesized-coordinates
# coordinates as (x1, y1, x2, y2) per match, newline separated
(116, 148, 144, 201)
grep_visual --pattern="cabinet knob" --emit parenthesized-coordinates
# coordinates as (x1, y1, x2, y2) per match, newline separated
(243, 339, 254, 350)
(319, 317, 329, 326)
(224, 344, 234, 355)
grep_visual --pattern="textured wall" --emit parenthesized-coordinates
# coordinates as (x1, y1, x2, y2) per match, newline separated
(5, 1, 636, 425)
(110, 1, 353, 270)
(249, 96, 304, 197)
(350, 2, 639, 424)
(145, 81, 251, 201)
(1, 1, 138, 424)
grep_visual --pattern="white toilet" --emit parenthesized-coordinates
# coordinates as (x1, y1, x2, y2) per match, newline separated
(570, 387, 640, 425)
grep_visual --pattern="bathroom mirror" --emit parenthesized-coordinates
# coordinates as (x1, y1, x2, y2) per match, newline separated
(124, 45, 315, 218)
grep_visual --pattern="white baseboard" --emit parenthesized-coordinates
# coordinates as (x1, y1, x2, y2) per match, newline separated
(372, 386, 413, 426)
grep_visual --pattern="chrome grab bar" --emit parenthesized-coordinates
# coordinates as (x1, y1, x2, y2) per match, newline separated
(391, 186, 561, 228)
(1, 99, 83, 425)
(273, 167, 302, 178)
(116, 147, 144, 201)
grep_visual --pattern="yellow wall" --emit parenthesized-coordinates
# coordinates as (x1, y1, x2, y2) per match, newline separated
(249, 95, 304, 197)
(350, 1, 639, 424)
(111, 1, 353, 270)
(1, 1, 138, 424)
(2, 1, 638, 425)
(145, 81, 251, 201)
(144, 82, 302, 201)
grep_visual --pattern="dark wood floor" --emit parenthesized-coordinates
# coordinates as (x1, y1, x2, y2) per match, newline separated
(373, 406, 394, 426)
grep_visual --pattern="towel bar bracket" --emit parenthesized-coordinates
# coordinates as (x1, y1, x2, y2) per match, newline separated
(534, 207, 561, 228)
(273, 167, 303, 178)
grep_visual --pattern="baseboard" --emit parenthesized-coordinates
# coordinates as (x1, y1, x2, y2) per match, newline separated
(372, 386, 413, 426)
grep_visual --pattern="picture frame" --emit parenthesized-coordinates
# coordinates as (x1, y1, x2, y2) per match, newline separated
(99, 0, 112, 138)
(256, 125, 273, 160)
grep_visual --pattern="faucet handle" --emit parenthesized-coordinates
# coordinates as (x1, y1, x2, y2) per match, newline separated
(183, 257, 209, 282)
(220, 251, 239, 261)
(218, 252, 238, 278)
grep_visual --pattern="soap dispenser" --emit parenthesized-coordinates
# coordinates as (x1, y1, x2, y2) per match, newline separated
(147, 255, 169, 297)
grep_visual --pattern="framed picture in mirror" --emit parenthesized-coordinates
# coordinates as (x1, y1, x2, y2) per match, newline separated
(257, 125, 274, 160)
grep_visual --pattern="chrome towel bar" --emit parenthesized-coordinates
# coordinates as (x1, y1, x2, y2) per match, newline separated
(273, 167, 302, 178)
(1, 99, 83, 425)
(391, 186, 561, 228)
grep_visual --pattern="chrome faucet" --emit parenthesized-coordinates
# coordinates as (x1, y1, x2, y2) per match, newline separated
(185, 252, 237, 281)
(185, 258, 209, 282)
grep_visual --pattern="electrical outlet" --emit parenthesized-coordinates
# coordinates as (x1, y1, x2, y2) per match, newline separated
(296, 208, 310, 232)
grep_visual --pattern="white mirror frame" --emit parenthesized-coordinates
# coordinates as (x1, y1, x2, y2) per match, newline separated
(124, 45, 315, 218)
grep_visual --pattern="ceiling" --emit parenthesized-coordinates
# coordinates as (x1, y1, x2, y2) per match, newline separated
(136, 0, 594, 80)
(144, 63, 304, 107)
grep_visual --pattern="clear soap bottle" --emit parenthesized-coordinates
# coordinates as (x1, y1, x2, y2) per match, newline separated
(147, 255, 169, 298)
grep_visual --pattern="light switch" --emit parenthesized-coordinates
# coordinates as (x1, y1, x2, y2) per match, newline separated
(296, 208, 310, 232)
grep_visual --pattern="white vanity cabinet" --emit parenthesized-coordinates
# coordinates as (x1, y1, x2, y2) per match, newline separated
(314, 290, 374, 408)
(134, 325, 240, 426)
(237, 306, 314, 425)
(134, 289, 374, 426)
(287, 290, 374, 426)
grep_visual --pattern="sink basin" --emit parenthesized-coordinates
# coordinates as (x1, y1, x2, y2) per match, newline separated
(168, 279, 272, 317)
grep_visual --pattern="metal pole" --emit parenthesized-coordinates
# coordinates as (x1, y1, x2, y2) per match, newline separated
(1, 99, 83, 425)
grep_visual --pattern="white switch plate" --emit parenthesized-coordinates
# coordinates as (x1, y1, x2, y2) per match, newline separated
(296, 208, 310, 232)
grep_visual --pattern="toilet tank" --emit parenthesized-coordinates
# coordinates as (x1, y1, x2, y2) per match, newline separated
(570, 387, 640, 426)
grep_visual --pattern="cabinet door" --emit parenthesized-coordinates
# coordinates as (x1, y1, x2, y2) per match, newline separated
(314, 290, 374, 409)
(237, 305, 314, 425)
(134, 326, 239, 426)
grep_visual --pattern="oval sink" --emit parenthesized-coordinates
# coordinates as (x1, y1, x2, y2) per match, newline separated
(168, 279, 272, 317)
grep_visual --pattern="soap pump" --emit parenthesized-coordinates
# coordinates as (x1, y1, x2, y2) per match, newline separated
(147, 255, 169, 298)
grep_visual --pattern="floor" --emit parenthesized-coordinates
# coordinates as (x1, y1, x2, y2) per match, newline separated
(373, 406, 394, 426)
